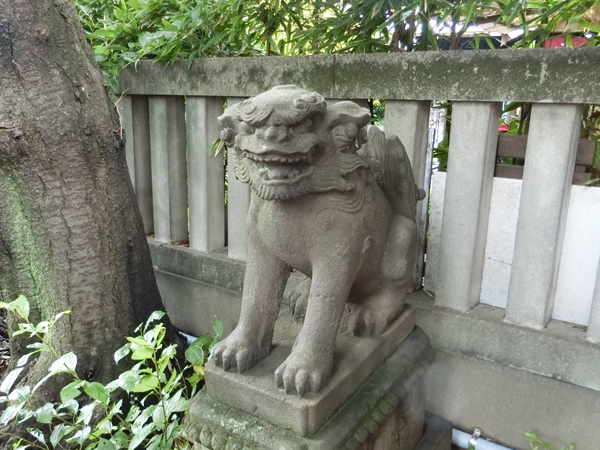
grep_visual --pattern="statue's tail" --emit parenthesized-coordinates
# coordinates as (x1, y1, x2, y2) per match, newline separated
(357, 127, 425, 220)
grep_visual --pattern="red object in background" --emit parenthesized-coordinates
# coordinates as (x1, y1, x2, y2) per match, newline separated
(544, 36, 588, 48)
(498, 123, 510, 132)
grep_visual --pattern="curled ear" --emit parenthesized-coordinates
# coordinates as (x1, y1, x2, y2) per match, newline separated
(323, 101, 370, 152)
(218, 102, 245, 146)
(324, 101, 371, 130)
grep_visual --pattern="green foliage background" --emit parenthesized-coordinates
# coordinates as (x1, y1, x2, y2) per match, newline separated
(73, 0, 600, 90)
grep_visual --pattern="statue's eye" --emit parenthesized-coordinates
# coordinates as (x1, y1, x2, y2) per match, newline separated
(240, 122, 255, 135)
(290, 119, 312, 135)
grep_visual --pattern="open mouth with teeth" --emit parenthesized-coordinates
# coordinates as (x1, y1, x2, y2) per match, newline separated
(242, 149, 316, 184)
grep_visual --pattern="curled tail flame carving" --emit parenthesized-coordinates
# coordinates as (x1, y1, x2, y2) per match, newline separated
(358, 127, 425, 221)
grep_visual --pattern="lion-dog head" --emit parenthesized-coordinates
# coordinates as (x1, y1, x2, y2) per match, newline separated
(218, 85, 373, 201)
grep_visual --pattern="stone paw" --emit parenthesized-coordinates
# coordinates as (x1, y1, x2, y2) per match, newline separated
(211, 328, 271, 373)
(289, 277, 311, 321)
(274, 349, 332, 397)
(345, 292, 403, 337)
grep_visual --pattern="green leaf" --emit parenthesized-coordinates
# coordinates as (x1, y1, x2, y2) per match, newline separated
(93, 29, 116, 39)
(114, 343, 132, 364)
(131, 346, 154, 361)
(145, 434, 162, 450)
(109, 399, 123, 416)
(111, 430, 128, 449)
(112, 370, 144, 393)
(27, 428, 45, 444)
(51, 424, 75, 448)
(93, 416, 113, 437)
(126, 336, 149, 346)
(48, 352, 77, 375)
(13, 323, 35, 337)
(77, 403, 96, 426)
(16, 353, 33, 368)
(0, 368, 24, 393)
(145, 311, 166, 329)
(186, 373, 202, 389)
(66, 426, 91, 446)
(185, 341, 205, 365)
(151, 406, 165, 428)
(125, 405, 140, 423)
(131, 374, 159, 393)
(54, 310, 71, 321)
(83, 382, 110, 405)
(12, 295, 30, 320)
(58, 399, 80, 415)
(0, 402, 26, 424)
(34, 402, 56, 424)
(60, 380, 84, 403)
(212, 319, 224, 338)
(128, 422, 154, 450)
(8, 386, 31, 402)
(26, 342, 50, 352)
(164, 390, 188, 415)
(97, 439, 117, 450)
(138, 32, 156, 49)
(10, 441, 30, 450)
(162, 369, 179, 394)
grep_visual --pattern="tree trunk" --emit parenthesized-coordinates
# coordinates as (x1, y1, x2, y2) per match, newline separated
(0, 0, 170, 390)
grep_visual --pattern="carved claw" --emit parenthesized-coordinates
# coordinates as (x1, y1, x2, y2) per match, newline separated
(275, 364, 284, 388)
(211, 329, 271, 374)
(309, 372, 322, 394)
(212, 344, 224, 366)
(235, 349, 250, 372)
(274, 349, 332, 397)
(221, 348, 233, 371)
(295, 370, 308, 397)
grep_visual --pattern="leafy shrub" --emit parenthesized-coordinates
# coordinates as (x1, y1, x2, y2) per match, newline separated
(526, 432, 576, 450)
(72, 0, 600, 91)
(0, 295, 222, 450)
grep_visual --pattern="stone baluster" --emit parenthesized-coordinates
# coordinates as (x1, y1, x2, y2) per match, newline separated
(186, 97, 225, 252)
(435, 102, 501, 311)
(504, 104, 583, 329)
(226, 97, 250, 261)
(148, 96, 188, 243)
(130, 96, 154, 234)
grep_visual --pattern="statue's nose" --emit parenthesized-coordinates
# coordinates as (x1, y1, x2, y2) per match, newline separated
(264, 126, 290, 143)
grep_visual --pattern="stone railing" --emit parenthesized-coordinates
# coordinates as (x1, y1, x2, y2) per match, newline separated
(118, 48, 600, 448)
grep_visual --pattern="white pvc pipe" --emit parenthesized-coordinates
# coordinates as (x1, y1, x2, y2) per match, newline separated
(452, 429, 514, 450)
(178, 331, 198, 345)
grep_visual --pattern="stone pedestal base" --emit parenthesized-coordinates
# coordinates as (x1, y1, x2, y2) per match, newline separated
(204, 306, 417, 436)
(186, 327, 438, 450)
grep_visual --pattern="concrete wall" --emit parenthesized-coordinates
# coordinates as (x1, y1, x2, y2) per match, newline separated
(425, 172, 600, 326)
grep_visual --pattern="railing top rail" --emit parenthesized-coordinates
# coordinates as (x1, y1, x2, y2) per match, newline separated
(118, 47, 600, 103)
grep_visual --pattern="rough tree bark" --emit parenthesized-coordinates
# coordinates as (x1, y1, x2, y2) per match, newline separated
(0, 0, 171, 391)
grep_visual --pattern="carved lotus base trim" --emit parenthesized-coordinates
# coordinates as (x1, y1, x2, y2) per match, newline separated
(186, 327, 435, 450)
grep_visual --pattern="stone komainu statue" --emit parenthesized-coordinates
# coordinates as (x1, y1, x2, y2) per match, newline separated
(213, 85, 424, 396)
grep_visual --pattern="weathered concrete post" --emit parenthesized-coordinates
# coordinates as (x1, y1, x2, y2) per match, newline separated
(186, 86, 451, 450)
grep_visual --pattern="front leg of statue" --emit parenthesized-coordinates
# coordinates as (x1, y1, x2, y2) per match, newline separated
(275, 255, 359, 396)
(213, 219, 290, 373)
